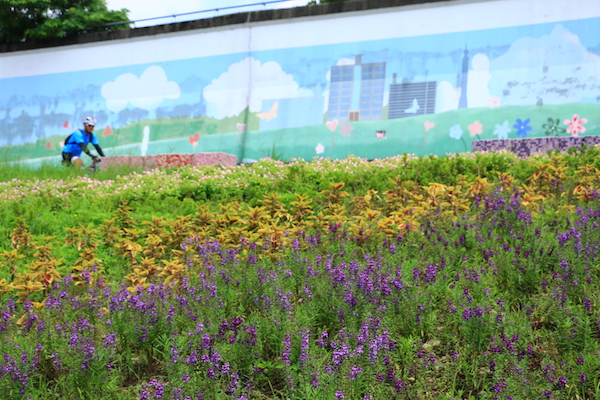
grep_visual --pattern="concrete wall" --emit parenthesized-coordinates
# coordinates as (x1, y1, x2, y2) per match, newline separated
(1, 0, 599, 165)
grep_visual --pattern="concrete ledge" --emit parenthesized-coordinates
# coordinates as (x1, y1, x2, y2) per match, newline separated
(101, 152, 238, 169)
(472, 136, 600, 157)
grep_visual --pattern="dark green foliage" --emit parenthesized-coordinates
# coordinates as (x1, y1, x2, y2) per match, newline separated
(0, 0, 129, 43)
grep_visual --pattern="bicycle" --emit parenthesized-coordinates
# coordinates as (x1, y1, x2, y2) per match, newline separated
(87, 157, 102, 173)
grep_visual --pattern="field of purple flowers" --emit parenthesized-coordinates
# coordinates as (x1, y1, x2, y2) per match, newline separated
(1, 150, 600, 399)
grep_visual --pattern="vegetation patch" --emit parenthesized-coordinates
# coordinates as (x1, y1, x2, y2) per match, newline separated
(1, 147, 600, 399)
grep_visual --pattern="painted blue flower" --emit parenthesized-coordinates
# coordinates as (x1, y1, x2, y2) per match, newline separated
(493, 120, 511, 139)
(449, 124, 463, 140)
(513, 118, 532, 137)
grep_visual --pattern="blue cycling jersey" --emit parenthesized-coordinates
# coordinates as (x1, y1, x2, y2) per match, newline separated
(62, 129, 100, 157)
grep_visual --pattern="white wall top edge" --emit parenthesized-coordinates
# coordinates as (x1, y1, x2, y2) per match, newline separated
(0, 0, 598, 79)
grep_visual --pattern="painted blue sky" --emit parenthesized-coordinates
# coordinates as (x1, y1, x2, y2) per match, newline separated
(3, 17, 598, 100)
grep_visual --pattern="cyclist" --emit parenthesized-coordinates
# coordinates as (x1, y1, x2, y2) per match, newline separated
(62, 117, 106, 169)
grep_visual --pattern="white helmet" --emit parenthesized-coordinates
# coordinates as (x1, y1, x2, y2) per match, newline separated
(83, 116, 96, 126)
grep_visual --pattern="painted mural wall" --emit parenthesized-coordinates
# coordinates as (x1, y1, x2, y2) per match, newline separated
(0, 0, 599, 165)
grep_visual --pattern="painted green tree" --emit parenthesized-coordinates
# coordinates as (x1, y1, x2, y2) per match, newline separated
(0, 0, 129, 43)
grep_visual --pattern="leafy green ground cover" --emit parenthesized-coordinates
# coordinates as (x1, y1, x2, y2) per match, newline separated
(0, 147, 600, 399)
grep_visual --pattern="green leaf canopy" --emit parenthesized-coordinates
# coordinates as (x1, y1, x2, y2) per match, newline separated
(0, 0, 129, 43)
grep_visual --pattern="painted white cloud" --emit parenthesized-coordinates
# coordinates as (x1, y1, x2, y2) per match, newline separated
(467, 53, 493, 108)
(489, 24, 600, 105)
(437, 53, 493, 112)
(337, 58, 356, 66)
(325, 57, 355, 82)
(101, 65, 181, 113)
(203, 57, 312, 119)
(436, 81, 460, 113)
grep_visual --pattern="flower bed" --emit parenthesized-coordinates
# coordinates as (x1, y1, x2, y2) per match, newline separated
(101, 152, 238, 169)
(472, 135, 600, 157)
(1, 150, 600, 399)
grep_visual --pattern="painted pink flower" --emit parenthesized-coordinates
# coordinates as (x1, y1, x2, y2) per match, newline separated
(564, 114, 588, 137)
(339, 121, 354, 137)
(489, 96, 501, 108)
(468, 121, 483, 136)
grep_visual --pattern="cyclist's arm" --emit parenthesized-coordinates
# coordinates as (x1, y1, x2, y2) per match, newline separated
(79, 143, 96, 159)
(93, 144, 105, 157)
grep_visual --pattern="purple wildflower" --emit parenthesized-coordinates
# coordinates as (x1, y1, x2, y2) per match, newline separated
(104, 333, 118, 349)
(139, 388, 150, 400)
(148, 379, 165, 399)
(310, 370, 320, 389)
(492, 378, 507, 393)
(424, 264, 437, 284)
(348, 365, 362, 381)
(281, 333, 291, 366)
(299, 328, 310, 366)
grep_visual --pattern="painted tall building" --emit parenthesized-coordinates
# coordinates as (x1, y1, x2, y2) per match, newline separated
(328, 55, 386, 121)
(388, 74, 436, 119)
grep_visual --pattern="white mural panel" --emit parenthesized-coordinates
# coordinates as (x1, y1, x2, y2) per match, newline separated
(0, 0, 598, 164)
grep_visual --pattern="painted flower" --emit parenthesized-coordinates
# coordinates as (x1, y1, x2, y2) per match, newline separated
(315, 143, 325, 154)
(564, 114, 588, 137)
(542, 118, 566, 137)
(236, 123, 247, 134)
(493, 121, 511, 139)
(513, 118, 532, 137)
(326, 119, 339, 133)
(449, 124, 463, 140)
(468, 121, 483, 136)
(489, 96, 501, 108)
(339, 122, 354, 137)
(188, 133, 199, 146)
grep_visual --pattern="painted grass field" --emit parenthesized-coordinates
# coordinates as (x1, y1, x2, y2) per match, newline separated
(1, 147, 600, 399)
(8, 103, 600, 165)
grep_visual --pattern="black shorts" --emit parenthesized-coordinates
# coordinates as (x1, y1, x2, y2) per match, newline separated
(62, 152, 75, 166)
